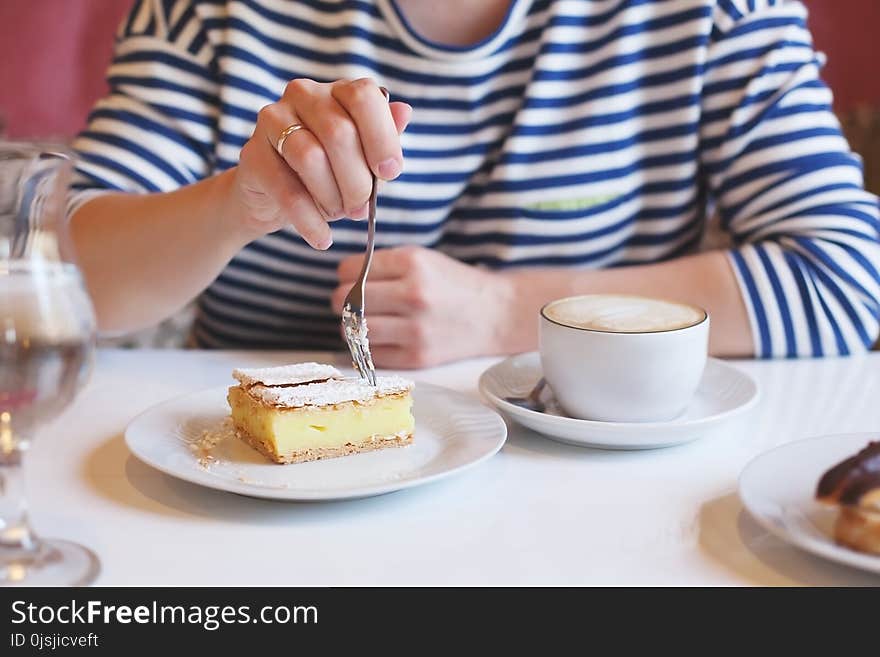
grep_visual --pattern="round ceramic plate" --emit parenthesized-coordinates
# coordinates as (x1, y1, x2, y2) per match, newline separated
(739, 432, 880, 575)
(478, 352, 759, 449)
(125, 382, 507, 501)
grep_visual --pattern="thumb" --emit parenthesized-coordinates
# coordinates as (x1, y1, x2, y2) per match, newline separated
(389, 102, 413, 135)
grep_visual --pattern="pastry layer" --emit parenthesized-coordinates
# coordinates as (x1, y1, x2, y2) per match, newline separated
(238, 427, 413, 465)
(834, 507, 880, 555)
(227, 385, 415, 464)
(232, 362, 342, 388)
(247, 375, 413, 408)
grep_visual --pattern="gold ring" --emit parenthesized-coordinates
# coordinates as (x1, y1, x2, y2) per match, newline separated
(275, 123, 305, 156)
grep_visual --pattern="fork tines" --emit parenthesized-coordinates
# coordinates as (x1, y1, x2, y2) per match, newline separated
(342, 305, 377, 386)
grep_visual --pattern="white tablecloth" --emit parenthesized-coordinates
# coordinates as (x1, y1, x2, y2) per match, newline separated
(24, 348, 880, 585)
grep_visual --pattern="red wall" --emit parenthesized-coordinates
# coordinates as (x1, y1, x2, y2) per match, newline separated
(0, 0, 130, 140)
(803, 0, 880, 112)
(0, 0, 877, 140)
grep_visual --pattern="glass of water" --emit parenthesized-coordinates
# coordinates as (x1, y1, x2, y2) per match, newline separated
(0, 141, 98, 585)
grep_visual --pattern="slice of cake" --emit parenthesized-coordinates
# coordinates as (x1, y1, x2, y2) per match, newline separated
(227, 362, 414, 464)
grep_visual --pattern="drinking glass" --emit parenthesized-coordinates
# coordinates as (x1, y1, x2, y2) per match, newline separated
(0, 141, 99, 585)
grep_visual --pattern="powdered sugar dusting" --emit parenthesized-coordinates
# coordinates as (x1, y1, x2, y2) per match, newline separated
(248, 375, 413, 408)
(232, 362, 342, 388)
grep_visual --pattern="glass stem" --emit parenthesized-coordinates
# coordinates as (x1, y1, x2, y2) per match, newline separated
(0, 413, 35, 551)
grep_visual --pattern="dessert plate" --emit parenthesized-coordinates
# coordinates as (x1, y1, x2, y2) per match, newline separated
(125, 382, 506, 501)
(739, 432, 880, 576)
(478, 352, 759, 449)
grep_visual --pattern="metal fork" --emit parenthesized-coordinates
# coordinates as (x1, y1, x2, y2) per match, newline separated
(341, 87, 389, 386)
(341, 176, 379, 386)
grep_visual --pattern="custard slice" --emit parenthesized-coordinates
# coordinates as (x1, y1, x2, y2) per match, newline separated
(227, 363, 414, 464)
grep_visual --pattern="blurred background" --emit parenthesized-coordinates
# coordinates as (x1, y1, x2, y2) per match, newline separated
(0, 0, 878, 346)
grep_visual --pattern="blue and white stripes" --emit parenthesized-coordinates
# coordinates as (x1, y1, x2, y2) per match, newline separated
(71, 0, 880, 356)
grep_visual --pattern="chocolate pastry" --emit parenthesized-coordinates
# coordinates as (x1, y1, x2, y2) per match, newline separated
(816, 442, 880, 555)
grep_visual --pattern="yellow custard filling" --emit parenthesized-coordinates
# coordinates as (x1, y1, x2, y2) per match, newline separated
(227, 386, 414, 460)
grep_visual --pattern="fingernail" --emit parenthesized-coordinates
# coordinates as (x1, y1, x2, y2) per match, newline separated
(377, 158, 402, 180)
(347, 202, 369, 219)
(318, 204, 340, 221)
(317, 236, 333, 250)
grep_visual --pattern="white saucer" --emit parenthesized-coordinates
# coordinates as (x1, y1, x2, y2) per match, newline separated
(125, 382, 507, 501)
(739, 432, 880, 575)
(478, 352, 759, 450)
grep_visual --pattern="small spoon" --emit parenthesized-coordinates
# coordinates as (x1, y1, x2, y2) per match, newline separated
(504, 378, 547, 413)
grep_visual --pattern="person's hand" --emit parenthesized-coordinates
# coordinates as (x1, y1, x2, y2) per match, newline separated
(331, 246, 516, 368)
(228, 78, 412, 249)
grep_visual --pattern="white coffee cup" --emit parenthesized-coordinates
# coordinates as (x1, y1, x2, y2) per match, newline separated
(539, 294, 709, 422)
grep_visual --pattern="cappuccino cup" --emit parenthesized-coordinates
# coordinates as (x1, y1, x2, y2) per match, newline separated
(539, 294, 709, 422)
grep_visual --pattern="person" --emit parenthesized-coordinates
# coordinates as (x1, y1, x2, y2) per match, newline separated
(69, 0, 880, 368)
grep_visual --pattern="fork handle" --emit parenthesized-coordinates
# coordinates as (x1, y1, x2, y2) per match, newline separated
(355, 86, 390, 290)
(359, 176, 378, 285)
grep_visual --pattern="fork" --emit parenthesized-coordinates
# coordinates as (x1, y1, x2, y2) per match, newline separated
(341, 87, 389, 386)
(341, 177, 379, 386)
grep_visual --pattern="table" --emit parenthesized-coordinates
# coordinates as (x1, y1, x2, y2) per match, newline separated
(25, 348, 880, 585)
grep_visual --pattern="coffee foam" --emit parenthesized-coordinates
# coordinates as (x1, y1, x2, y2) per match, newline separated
(543, 295, 705, 333)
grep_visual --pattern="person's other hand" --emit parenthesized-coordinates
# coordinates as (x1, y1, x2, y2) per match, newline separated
(332, 246, 515, 368)
(230, 78, 412, 249)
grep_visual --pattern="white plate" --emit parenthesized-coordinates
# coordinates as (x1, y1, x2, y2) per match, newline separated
(739, 432, 880, 575)
(478, 352, 759, 449)
(125, 382, 507, 501)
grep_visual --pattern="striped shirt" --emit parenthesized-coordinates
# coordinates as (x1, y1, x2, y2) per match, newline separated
(71, 0, 880, 357)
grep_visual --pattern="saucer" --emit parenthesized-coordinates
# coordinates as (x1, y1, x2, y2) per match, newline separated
(478, 352, 759, 450)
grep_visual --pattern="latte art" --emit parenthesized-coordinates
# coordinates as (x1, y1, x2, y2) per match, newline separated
(543, 295, 705, 333)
